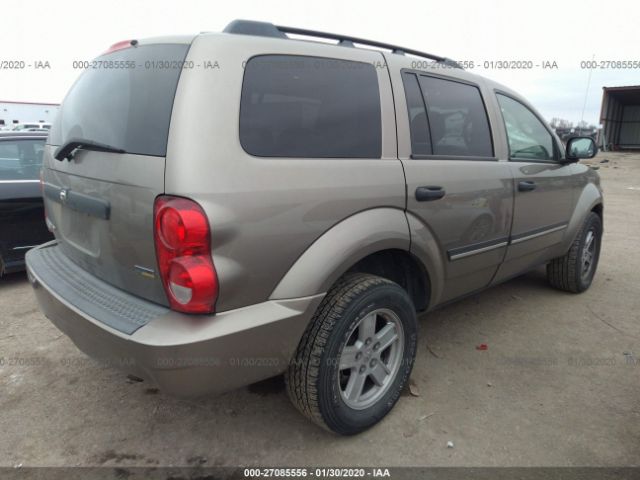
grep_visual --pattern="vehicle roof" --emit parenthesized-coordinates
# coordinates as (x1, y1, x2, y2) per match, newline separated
(382, 52, 522, 97)
(130, 20, 525, 102)
(191, 21, 524, 101)
(0, 131, 48, 138)
(122, 22, 538, 124)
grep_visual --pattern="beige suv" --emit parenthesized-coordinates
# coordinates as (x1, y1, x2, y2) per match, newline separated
(26, 20, 602, 435)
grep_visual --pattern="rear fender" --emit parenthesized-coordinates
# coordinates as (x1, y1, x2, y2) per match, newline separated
(269, 208, 411, 300)
(404, 211, 446, 308)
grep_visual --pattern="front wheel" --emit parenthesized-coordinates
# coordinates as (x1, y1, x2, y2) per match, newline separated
(285, 273, 418, 435)
(547, 212, 602, 293)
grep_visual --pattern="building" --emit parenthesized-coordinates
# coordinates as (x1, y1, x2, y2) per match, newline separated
(0, 100, 59, 128)
(599, 86, 640, 151)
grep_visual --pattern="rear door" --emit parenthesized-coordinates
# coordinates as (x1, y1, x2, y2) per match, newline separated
(492, 93, 575, 283)
(44, 41, 192, 304)
(397, 70, 514, 303)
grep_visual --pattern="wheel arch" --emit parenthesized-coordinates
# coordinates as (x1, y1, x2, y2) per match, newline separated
(591, 202, 603, 222)
(269, 208, 435, 311)
(565, 183, 604, 251)
(345, 249, 431, 312)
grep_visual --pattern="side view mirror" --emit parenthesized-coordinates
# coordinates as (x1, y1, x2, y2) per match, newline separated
(566, 136, 597, 161)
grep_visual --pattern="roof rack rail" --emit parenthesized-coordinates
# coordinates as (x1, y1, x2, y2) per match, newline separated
(222, 20, 463, 69)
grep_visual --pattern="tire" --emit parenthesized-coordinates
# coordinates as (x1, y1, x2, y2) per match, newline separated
(547, 212, 602, 293)
(285, 273, 418, 435)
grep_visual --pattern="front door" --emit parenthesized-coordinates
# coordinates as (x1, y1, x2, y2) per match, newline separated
(492, 93, 576, 283)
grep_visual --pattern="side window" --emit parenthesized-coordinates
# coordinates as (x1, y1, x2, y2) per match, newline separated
(402, 72, 431, 155)
(0, 139, 44, 181)
(496, 94, 555, 161)
(240, 55, 381, 158)
(418, 76, 493, 157)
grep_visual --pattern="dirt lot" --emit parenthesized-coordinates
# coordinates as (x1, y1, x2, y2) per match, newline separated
(1, 152, 639, 468)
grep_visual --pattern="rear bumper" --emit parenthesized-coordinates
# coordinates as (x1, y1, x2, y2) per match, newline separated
(26, 242, 324, 397)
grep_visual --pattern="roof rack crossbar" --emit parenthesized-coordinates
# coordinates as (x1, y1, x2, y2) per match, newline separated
(223, 20, 462, 69)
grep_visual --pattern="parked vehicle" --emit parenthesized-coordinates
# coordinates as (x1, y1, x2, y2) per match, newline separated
(26, 20, 602, 435)
(12, 123, 51, 131)
(0, 132, 53, 275)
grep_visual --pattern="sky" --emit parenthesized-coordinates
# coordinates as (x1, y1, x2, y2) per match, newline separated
(1, 0, 638, 126)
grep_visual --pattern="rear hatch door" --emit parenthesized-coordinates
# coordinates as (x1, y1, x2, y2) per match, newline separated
(44, 41, 192, 305)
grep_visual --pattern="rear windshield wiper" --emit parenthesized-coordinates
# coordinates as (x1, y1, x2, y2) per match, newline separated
(54, 138, 126, 161)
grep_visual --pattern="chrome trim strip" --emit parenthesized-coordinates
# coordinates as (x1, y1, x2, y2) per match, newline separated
(134, 265, 156, 274)
(448, 223, 568, 261)
(510, 224, 567, 245)
(12, 245, 38, 250)
(449, 241, 508, 261)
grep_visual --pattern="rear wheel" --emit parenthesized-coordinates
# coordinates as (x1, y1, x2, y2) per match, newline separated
(285, 273, 417, 435)
(547, 212, 602, 293)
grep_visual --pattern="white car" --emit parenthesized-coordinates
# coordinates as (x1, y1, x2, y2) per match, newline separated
(12, 123, 51, 131)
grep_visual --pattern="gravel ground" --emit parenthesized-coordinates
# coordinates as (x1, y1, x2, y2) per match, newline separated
(0, 152, 639, 468)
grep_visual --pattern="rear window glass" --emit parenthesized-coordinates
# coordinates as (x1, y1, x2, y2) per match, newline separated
(49, 44, 189, 157)
(240, 55, 381, 158)
(0, 139, 45, 180)
(416, 75, 493, 157)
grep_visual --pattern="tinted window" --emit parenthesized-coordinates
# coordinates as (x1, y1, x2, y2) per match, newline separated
(497, 94, 555, 161)
(402, 72, 431, 155)
(418, 76, 493, 157)
(0, 139, 45, 180)
(240, 55, 381, 158)
(49, 44, 189, 157)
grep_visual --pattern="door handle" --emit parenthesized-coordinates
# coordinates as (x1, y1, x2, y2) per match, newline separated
(415, 186, 445, 202)
(518, 181, 537, 192)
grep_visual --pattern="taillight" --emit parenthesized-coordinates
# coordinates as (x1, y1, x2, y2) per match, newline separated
(102, 39, 137, 56)
(153, 196, 218, 314)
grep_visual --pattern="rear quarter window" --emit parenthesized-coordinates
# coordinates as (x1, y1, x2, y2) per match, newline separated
(240, 55, 381, 158)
